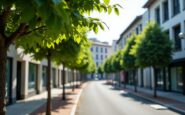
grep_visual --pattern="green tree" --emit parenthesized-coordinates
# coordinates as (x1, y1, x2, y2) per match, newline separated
(131, 22, 173, 97)
(23, 37, 82, 115)
(65, 37, 91, 91)
(0, 1, 121, 114)
(122, 34, 138, 92)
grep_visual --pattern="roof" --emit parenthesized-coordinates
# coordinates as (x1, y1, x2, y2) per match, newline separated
(92, 42, 111, 47)
(143, 0, 157, 8)
(91, 41, 111, 47)
(116, 15, 142, 44)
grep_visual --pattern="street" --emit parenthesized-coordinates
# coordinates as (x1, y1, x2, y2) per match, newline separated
(76, 81, 181, 115)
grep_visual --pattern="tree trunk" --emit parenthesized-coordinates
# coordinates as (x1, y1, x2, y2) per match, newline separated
(46, 52, 52, 115)
(75, 71, 78, 88)
(118, 73, 121, 89)
(62, 64, 66, 100)
(153, 66, 157, 98)
(0, 38, 7, 115)
(134, 70, 137, 92)
(72, 69, 75, 91)
(124, 72, 126, 89)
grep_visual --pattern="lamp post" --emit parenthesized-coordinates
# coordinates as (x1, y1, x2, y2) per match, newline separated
(178, 32, 185, 39)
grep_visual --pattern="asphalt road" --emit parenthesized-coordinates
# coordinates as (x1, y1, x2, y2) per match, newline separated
(76, 80, 182, 115)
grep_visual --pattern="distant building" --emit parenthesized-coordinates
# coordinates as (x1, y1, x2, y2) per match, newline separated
(88, 38, 112, 79)
(112, 40, 118, 52)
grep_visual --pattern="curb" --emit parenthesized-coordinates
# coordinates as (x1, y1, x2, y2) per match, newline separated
(70, 87, 83, 115)
(126, 90, 185, 114)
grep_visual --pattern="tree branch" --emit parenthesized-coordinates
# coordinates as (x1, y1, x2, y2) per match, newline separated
(6, 23, 28, 47)
(21, 26, 46, 36)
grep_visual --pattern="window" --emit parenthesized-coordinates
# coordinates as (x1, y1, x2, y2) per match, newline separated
(183, 0, 185, 10)
(96, 54, 98, 60)
(96, 62, 98, 67)
(91, 47, 93, 52)
(173, 25, 181, 51)
(96, 46, 98, 52)
(163, 0, 169, 22)
(101, 47, 103, 53)
(42, 66, 47, 87)
(105, 55, 107, 58)
(171, 66, 183, 92)
(139, 24, 142, 32)
(136, 27, 139, 35)
(155, 7, 160, 24)
(52, 68, 56, 87)
(29, 63, 37, 90)
(101, 55, 103, 60)
(105, 48, 107, 53)
(172, 0, 180, 16)
(6, 58, 12, 101)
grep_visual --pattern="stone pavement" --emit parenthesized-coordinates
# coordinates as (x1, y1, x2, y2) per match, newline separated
(117, 84, 185, 114)
(7, 82, 86, 115)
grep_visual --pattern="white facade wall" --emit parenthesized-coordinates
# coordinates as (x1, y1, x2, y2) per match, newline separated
(6, 45, 72, 103)
(88, 39, 112, 79)
(148, 0, 185, 60)
(141, 0, 185, 90)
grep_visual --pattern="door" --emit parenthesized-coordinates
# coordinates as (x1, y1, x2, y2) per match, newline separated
(16, 61, 22, 100)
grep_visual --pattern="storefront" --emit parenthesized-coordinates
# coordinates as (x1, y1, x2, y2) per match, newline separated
(42, 66, 47, 89)
(52, 68, 56, 87)
(28, 63, 38, 94)
(168, 59, 185, 95)
(170, 66, 184, 93)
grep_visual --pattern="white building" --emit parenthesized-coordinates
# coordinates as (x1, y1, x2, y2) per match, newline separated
(5, 45, 76, 105)
(116, 0, 185, 95)
(88, 38, 112, 79)
(143, 0, 185, 95)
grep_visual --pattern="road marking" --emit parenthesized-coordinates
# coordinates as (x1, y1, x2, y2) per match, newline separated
(120, 90, 128, 94)
(149, 104, 167, 110)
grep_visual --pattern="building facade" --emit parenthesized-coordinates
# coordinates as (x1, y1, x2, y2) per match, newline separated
(5, 45, 77, 105)
(116, 0, 185, 95)
(88, 38, 112, 79)
(143, 0, 185, 95)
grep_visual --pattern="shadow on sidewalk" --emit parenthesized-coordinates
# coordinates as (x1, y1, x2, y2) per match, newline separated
(30, 89, 81, 115)
(30, 96, 74, 115)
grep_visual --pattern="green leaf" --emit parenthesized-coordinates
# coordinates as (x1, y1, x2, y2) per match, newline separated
(114, 7, 119, 16)
(98, 22, 104, 30)
(93, 24, 98, 34)
(108, 6, 112, 14)
(103, 0, 110, 5)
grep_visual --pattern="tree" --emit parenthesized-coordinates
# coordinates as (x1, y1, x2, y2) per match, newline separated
(0, 1, 121, 114)
(97, 65, 104, 78)
(130, 22, 173, 97)
(122, 34, 138, 92)
(65, 36, 91, 91)
(22, 37, 82, 115)
(54, 38, 84, 100)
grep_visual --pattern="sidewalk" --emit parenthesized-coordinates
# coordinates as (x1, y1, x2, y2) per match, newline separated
(7, 82, 86, 115)
(118, 84, 185, 114)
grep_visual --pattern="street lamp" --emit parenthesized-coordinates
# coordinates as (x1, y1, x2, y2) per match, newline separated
(178, 32, 185, 39)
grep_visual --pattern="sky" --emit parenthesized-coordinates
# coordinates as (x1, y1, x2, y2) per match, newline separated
(87, 0, 147, 45)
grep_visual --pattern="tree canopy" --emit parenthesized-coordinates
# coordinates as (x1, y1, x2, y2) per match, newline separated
(122, 34, 137, 70)
(130, 22, 173, 68)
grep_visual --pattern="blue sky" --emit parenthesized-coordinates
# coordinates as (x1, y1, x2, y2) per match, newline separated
(87, 0, 147, 44)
